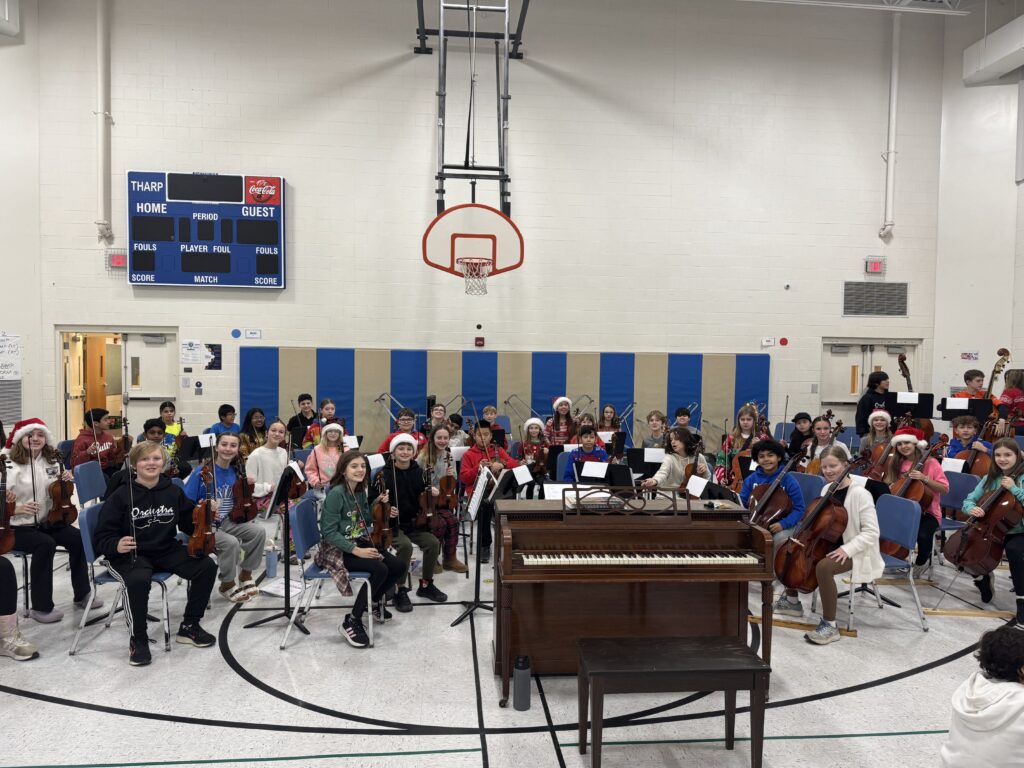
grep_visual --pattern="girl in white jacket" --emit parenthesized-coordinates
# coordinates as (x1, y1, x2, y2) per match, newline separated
(245, 419, 290, 514)
(803, 446, 885, 646)
(941, 624, 1024, 767)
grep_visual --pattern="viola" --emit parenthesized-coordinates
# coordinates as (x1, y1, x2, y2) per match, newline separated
(187, 462, 216, 558)
(944, 458, 1024, 577)
(47, 458, 78, 526)
(369, 472, 394, 550)
(748, 453, 803, 528)
(889, 434, 948, 515)
(437, 451, 459, 509)
(0, 461, 15, 556)
(229, 459, 258, 523)
(897, 354, 934, 441)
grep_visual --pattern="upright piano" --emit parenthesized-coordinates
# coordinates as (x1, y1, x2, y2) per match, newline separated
(492, 491, 774, 706)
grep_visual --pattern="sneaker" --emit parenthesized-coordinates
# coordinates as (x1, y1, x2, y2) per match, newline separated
(805, 619, 841, 645)
(129, 636, 152, 666)
(479, 546, 492, 564)
(975, 574, 994, 604)
(392, 588, 413, 613)
(340, 614, 369, 648)
(444, 556, 469, 573)
(434, 561, 443, 575)
(772, 595, 804, 617)
(416, 580, 448, 603)
(176, 622, 216, 647)
(911, 564, 928, 581)
(29, 608, 64, 624)
(73, 593, 105, 610)
(372, 601, 393, 623)
(0, 630, 38, 662)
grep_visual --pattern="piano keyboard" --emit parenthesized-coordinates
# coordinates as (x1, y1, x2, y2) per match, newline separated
(519, 551, 761, 566)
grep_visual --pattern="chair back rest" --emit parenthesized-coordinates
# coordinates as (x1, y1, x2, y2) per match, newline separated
(508, 440, 520, 460)
(293, 448, 312, 464)
(792, 472, 825, 508)
(57, 440, 74, 465)
(835, 431, 860, 452)
(288, 497, 319, 561)
(555, 451, 572, 482)
(171, 477, 186, 491)
(940, 471, 981, 513)
(74, 461, 107, 506)
(875, 494, 922, 551)
(493, 415, 512, 434)
(78, 502, 103, 563)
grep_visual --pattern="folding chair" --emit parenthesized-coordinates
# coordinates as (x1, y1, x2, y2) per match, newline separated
(873, 494, 929, 632)
(280, 497, 373, 649)
(292, 448, 312, 464)
(555, 452, 572, 483)
(57, 440, 74, 466)
(934, 471, 977, 569)
(73, 461, 107, 507)
(792, 473, 825, 509)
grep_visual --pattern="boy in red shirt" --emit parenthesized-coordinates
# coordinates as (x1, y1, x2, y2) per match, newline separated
(459, 421, 519, 564)
(70, 408, 123, 476)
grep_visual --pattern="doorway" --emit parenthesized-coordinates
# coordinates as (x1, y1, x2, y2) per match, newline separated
(820, 338, 923, 426)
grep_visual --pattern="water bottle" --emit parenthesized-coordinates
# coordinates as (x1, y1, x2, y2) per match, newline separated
(265, 548, 278, 579)
(513, 655, 531, 711)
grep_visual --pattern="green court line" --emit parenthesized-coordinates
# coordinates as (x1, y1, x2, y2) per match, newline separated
(1, 747, 482, 768)
(559, 728, 948, 747)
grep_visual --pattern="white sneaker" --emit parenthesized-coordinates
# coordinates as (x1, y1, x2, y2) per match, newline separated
(0, 629, 39, 661)
(772, 595, 804, 617)
(805, 619, 841, 645)
(29, 608, 64, 624)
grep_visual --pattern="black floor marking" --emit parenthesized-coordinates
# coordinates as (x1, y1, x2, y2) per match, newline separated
(535, 675, 567, 768)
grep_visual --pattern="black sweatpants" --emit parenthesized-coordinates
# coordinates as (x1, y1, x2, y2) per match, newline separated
(13, 523, 90, 611)
(341, 549, 406, 618)
(477, 500, 494, 550)
(915, 514, 940, 566)
(0, 557, 17, 616)
(1005, 533, 1024, 595)
(107, 548, 217, 640)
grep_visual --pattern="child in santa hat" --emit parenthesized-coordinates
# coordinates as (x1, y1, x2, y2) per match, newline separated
(544, 397, 576, 446)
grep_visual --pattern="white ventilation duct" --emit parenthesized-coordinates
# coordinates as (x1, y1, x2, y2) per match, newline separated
(0, 0, 21, 36)
(963, 13, 1024, 86)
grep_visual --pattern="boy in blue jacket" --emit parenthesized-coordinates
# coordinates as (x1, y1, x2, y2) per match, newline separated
(563, 426, 609, 481)
(740, 439, 807, 617)
(946, 415, 991, 464)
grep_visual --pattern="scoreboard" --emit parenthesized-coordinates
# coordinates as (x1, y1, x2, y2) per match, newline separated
(127, 171, 285, 289)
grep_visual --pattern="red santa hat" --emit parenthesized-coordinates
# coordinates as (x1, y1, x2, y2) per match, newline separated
(891, 426, 928, 450)
(552, 396, 571, 409)
(523, 417, 544, 433)
(868, 409, 892, 427)
(389, 433, 417, 453)
(5, 418, 56, 450)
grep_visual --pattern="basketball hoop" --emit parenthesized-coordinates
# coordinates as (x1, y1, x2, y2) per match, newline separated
(456, 257, 493, 295)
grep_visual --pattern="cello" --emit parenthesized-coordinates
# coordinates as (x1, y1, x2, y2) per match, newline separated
(954, 416, 995, 478)
(896, 354, 934, 442)
(981, 348, 1012, 442)
(47, 457, 78, 526)
(187, 462, 216, 558)
(0, 460, 15, 556)
(943, 457, 1024, 577)
(748, 452, 803, 528)
(889, 433, 948, 517)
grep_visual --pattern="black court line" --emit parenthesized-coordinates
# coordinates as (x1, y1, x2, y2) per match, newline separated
(535, 675, 567, 768)
(469, 612, 490, 768)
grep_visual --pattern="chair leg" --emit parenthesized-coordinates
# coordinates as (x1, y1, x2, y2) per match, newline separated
(847, 581, 856, 632)
(106, 589, 122, 628)
(21, 556, 30, 618)
(69, 585, 97, 656)
(363, 578, 373, 648)
(906, 571, 929, 632)
(810, 589, 818, 615)
(280, 581, 314, 650)
(158, 582, 170, 651)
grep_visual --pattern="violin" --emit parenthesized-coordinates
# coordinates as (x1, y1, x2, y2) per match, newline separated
(437, 451, 459, 509)
(47, 458, 78, 526)
(284, 435, 307, 499)
(943, 458, 1024, 577)
(748, 453, 803, 528)
(187, 462, 216, 558)
(369, 472, 394, 550)
(0, 461, 15, 556)
(119, 416, 133, 455)
(729, 410, 769, 493)
(805, 418, 844, 477)
(173, 416, 188, 452)
(889, 434, 948, 516)
(954, 419, 994, 478)
(228, 458, 258, 523)
(680, 435, 706, 498)
(896, 354, 934, 441)
(415, 486, 435, 529)
(981, 348, 1012, 442)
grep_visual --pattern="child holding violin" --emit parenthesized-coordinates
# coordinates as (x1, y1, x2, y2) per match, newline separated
(305, 422, 346, 493)
(797, 446, 885, 645)
(786, 412, 813, 459)
(158, 401, 184, 460)
(303, 398, 345, 448)
(803, 415, 851, 464)
(642, 410, 668, 449)
(544, 397, 576, 446)
(714, 404, 769, 487)
(71, 408, 123, 477)
(883, 426, 949, 578)
(418, 425, 467, 574)
(246, 418, 292, 514)
(858, 409, 892, 455)
(0, 556, 37, 661)
(517, 417, 549, 482)
(239, 407, 267, 459)
(183, 432, 267, 603)
(961, 437, 1024, 620)
(104, 419, 192, 500)
(95, 441, 218, 666)
(318, 450, 407, 647)
(380, 434, 447, 610)
(640, 428, 710, 490)
(460, 421, 520, 564)
(5, 418, 99, 624)
(287, 393, 317, 449)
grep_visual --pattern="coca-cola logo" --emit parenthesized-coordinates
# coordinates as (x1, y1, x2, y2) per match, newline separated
(244, 176, 281, 205)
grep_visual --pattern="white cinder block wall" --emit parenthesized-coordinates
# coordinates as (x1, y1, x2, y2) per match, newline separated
(7, 0, 1001, 434)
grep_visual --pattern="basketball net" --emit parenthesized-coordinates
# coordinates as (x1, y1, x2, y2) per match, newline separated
(456, 257, 493, 296)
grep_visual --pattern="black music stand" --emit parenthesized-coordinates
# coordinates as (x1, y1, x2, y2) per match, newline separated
(451, 467, 507, 628)
(626, 448, 663, 479)
(242, 466, 305, 633)
(936, 397, 991, 422)
(545, 444, 565, 478)
(573, 461, 633, 487)
(883, 393, 935, 421)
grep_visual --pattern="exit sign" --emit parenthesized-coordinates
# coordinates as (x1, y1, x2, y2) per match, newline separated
(865, 257, 886, 275)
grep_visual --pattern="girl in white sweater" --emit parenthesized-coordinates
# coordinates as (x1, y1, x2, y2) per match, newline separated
(245, 419, 290, 514)
(802, 446, 885, 645)
(640, 428, 709, 490)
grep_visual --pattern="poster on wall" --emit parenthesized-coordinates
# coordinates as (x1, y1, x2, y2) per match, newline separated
(0, 333, 22, 381)
(204, 344, 222, 371)
(181, 339, 203, 365)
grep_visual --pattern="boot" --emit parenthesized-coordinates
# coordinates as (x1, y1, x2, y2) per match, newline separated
(444, 555, 468, 573)
(434, 561, 443, 575)
(0, 614, 38, 662)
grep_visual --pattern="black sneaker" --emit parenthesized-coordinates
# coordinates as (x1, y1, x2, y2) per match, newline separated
(975, 574, 994, 604)
(479, 546, 491, 564)
(176, 622, 216, 647)
(129, 637, 152, 666)
(416, 580, 448, 603)
(340, 614, 369, 648)
(392, 587, 413, 613)
(372, 601, 392, 622)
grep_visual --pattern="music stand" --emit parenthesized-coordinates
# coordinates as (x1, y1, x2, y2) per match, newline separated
(545, 444, 564, 478)
(452, 467, 496, 627)
(243, 464, 304, 633)
(573, 461, 632, 487)
(937, 397, 991, 422)
(883, 393, 935, 421)
(626, 448, 663, 479)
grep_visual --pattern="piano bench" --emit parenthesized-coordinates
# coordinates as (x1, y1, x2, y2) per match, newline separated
(577, 637, 771, 768)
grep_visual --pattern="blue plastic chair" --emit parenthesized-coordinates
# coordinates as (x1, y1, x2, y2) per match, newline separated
(508, 440, 520, 461)
(555, 451, 573, 483)
(69, 502, 173, 655)
(280, 497, 373, 650)
(292, 448, 312, 464)
(772, 424, 785, 442)
(935, 472, 979, 564)
(492, 415, 512, 435)
(776, 423, 796, 443)
(1015, 436, 1024, 453)
(171, 478, 186, 491)
(73, 461, 107, 506)
(57, 440, 74, 466)
(835, 431, 860, 452)
(791, 473, 825, 510)
(874, 494, 928, 631)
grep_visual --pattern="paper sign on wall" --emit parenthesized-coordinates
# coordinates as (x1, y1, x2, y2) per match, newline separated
(0, 333, 22, 381)
(180, 340, 203, 365)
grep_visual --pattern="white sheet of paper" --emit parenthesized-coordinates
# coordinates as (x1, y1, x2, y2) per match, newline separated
(512, 465, 533, 485)
(942, 458, 966, 474)
(945, 398, 968, 410)
(848, 474, 868, 488)
(598, 431, 614, 443)
(287, 460, 305, 482)
(685, 475, 708, 497)
(750, 459, 758, 473)
(563, 443, 580, 452)
(450, 446, 470, 461)
(367, 453, 385, 470)
(644, 448, 666, 463)
(581, 461, 609, 479)
(897, 392, 919, 404)
(197, 432, 216, 448)
(343, 436, 359, 450)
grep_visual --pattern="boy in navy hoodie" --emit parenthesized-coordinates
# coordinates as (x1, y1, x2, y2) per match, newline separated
(946, 415, 992, 462)
(739, 439, 807, 617)
(563, 426, 610, 481)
